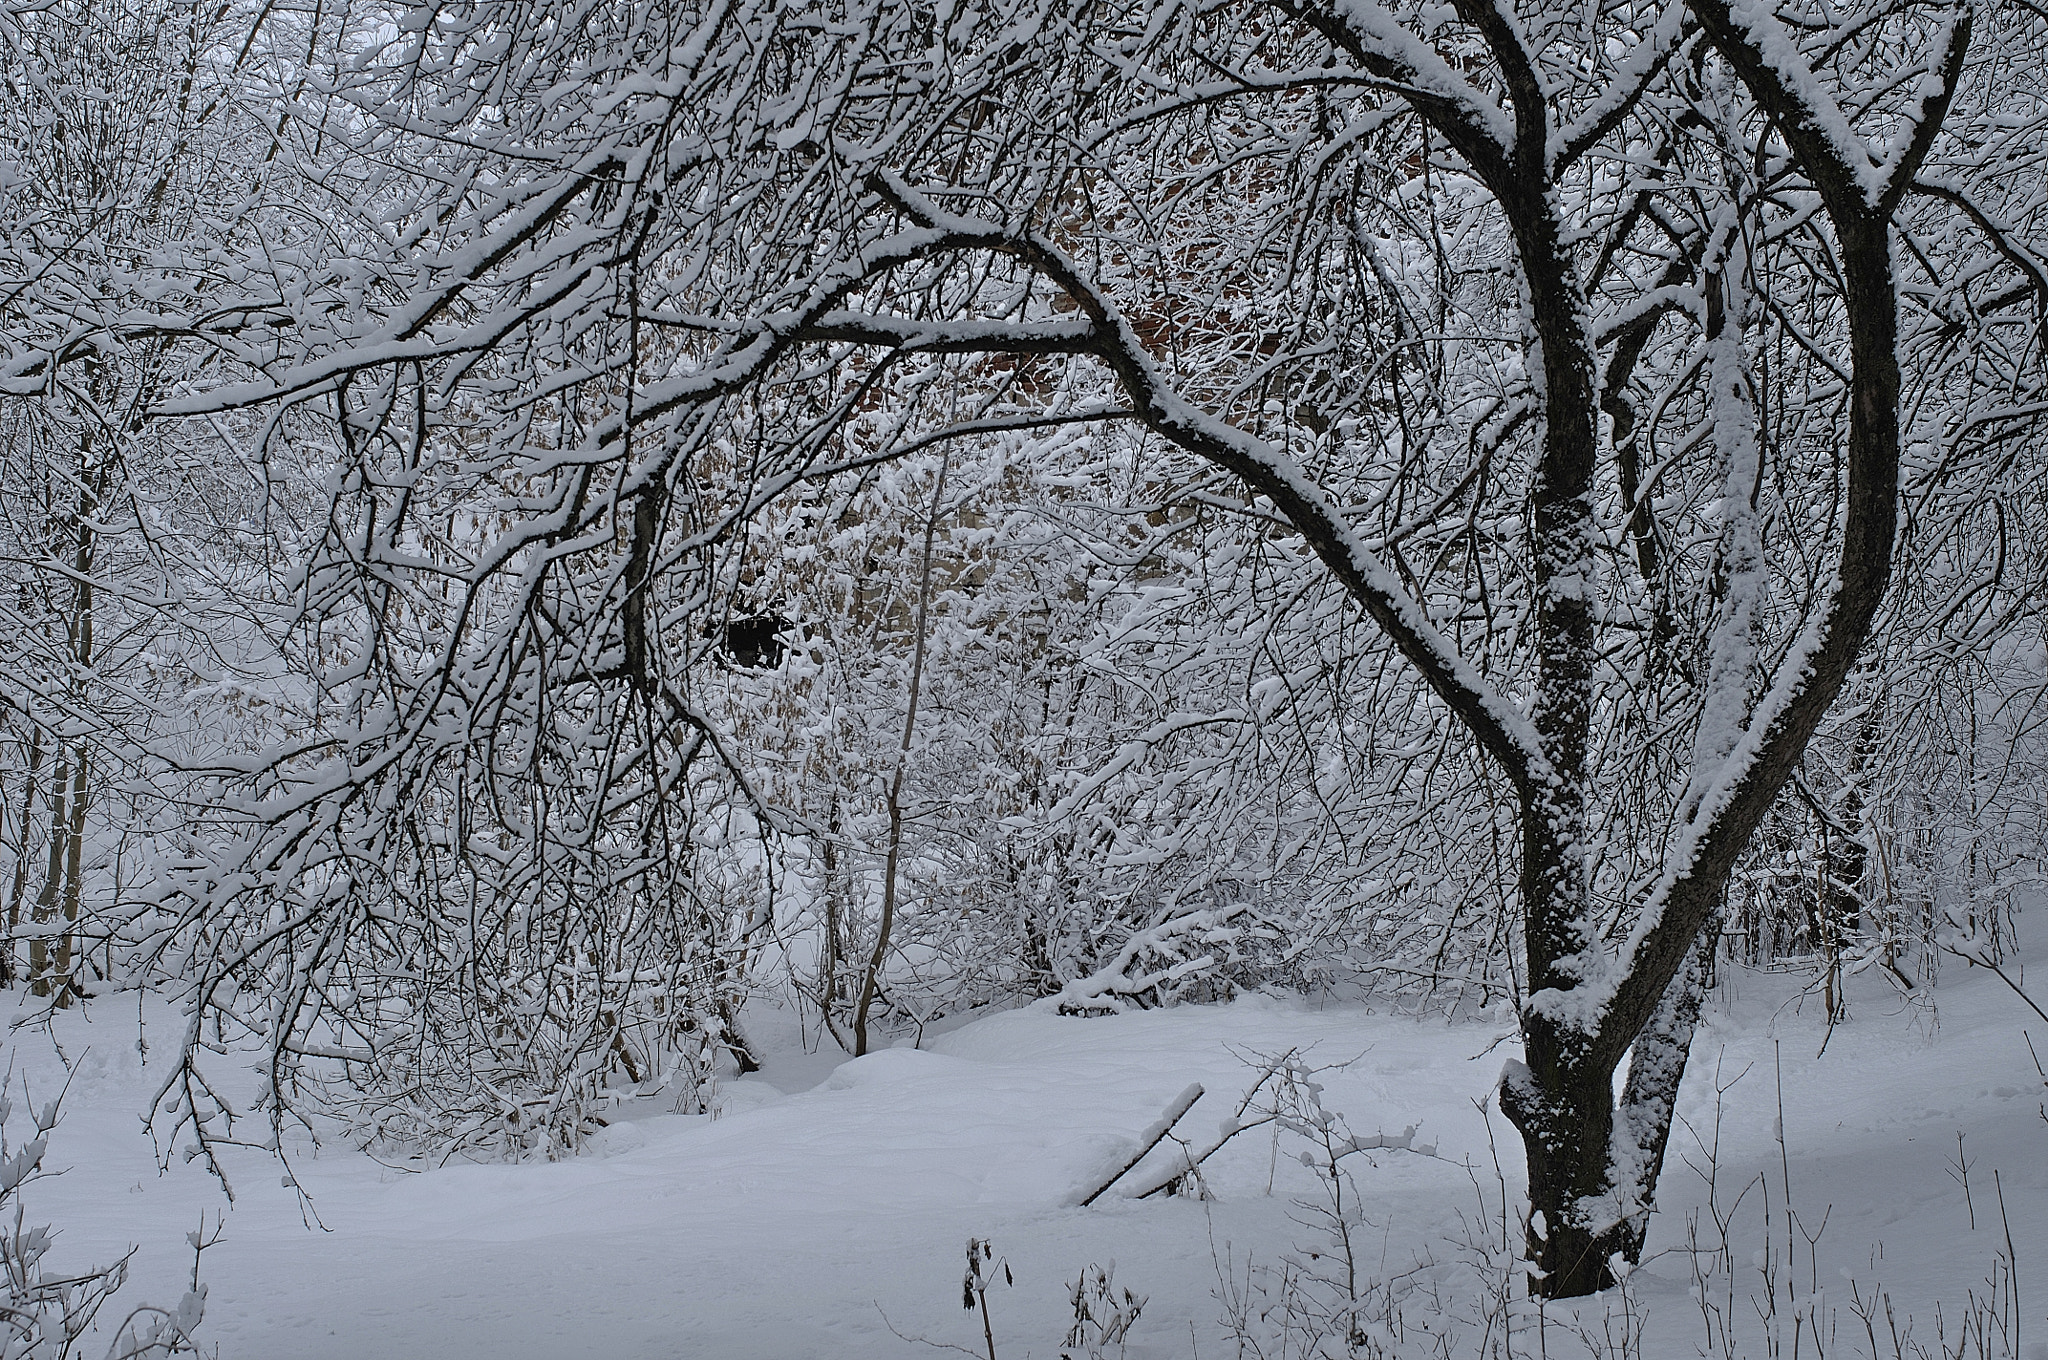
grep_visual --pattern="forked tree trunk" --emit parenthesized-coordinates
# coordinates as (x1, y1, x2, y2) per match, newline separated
(1305, 0, 1960, 1298)
(1503, 938, 1711, 1292)
(856, 0, 1964, 1297)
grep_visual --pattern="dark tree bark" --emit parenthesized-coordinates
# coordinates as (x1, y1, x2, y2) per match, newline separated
(854, 0, 1966, 1278)
(1258, 0, 1965, 1295)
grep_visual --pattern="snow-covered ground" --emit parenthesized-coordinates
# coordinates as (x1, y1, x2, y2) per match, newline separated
(8, 937, 2046, 1359)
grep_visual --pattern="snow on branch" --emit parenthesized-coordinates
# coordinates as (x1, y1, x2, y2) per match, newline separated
(1041, 909, 1257, 1015)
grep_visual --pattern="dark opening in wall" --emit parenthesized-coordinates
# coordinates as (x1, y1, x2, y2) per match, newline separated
(721, 614, 792, 669)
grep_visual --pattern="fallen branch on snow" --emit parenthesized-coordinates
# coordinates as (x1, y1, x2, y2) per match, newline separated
(1074, 1082, 1204, 1207)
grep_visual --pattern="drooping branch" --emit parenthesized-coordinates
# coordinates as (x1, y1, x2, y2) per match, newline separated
(863, 172, 1551, 800)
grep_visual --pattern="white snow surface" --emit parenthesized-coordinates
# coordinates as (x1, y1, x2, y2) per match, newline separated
(7, 945, 2047, 1359)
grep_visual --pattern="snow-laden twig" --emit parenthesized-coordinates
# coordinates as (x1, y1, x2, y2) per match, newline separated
(1040, 910, 1251, 1016)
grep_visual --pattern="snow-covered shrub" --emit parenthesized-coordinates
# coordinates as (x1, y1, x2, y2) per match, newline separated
(710, 426, 1520, 1046)
(0, 1078, 207, 1360)
(1207, 1056, 1491, 1360)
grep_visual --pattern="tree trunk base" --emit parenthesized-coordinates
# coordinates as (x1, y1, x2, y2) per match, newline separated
(1532, 1220, 1632, 1298)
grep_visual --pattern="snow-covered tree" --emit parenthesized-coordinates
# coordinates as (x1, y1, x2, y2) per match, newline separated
(9, 0, 2047, 1301)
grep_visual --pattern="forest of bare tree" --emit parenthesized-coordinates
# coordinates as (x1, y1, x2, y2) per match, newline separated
(4, 0, 2047, 1351)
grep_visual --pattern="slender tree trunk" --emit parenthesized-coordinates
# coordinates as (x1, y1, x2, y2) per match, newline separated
(1824, 708, 1880, 943)
(48, 432, 99, 1008)
(852, 456, 949, 1056)
(816, 796, 853, 1051)
(28, 746, 70, 1000)
(4, 726, 44, 990)
(54, 745, 89, 1008)
(1614, 937, 1712, 1260)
